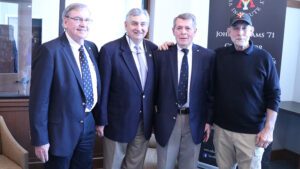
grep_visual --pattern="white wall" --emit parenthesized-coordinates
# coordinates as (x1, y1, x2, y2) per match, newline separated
(280, 7, 300, 102)
(149, 0, 210, 47)
(32, 0, 60, 43)
(35, 0, 210, 48)
(32, 0, 143, 47)
(65, 0, 143, 48)
(32, 0, 300, 102)
(294, 45, 300, 101)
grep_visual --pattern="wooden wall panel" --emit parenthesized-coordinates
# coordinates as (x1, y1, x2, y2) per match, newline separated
(288, 0, 300, 8)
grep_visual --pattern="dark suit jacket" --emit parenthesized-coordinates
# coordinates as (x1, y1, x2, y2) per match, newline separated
(29, 33, 102, 156)
(98, 35, 157, 143)
(153, 44, 215, 146)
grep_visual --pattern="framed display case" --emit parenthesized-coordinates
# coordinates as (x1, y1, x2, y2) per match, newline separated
(0, 0, 32, 97)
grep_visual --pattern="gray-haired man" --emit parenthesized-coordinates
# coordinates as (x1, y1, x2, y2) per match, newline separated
(96, 8, 157, 169)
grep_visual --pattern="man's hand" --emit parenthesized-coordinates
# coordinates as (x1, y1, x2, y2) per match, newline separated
(256, 108, 277, 148)
(96, 125, 105, 137)
(203, 123, 211, 142)
(256, 126, 273, 148)
(35, 143, 50, 163)
(158, 41, 175, 50)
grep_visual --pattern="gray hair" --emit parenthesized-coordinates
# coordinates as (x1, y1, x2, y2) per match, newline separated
(173, 13, 197, 28)
(62, 3, 89, 20)
(125, 8, 150, 23)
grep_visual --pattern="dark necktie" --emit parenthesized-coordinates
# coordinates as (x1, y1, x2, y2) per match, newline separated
(79, 45, 94, 110)
(177, 48, 189, 107)
(134, 45, 147, 90)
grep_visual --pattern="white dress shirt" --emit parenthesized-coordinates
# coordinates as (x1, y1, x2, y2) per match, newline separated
(66, 32, 98, 112)
(177, 44, 193, 108)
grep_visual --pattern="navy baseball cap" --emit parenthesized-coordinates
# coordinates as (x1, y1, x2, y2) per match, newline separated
(230, 12, 252, 26)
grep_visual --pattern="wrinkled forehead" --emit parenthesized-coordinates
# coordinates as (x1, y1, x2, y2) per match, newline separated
(174, 18, 195, 28)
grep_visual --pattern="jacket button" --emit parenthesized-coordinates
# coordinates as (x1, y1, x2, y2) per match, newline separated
(143, 95, 146, 99)
(80, 120, 84, 124)
(82, 102, 86, 106)
(173, 116, 176, 120)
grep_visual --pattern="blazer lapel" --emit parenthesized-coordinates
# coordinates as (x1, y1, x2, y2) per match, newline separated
(143, 42, 153, 92)
(85, 44, 97, 68)
(170, 46, 178, 96)
(60, 34, 84, 89)
(84, 43, 98, 74)
(84, 43, 101, 85)
(120, 36, 143, 91)
(190, 44, 200, 90)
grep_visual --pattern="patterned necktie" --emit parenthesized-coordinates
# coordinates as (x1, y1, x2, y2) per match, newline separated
(79, 45, 94, 110)
(134, 45, 147, 90)
(177, 48, 189, 106)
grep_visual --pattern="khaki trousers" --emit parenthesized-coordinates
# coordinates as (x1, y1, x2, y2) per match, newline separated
(157, 114, 201, 169)
(103, 121, 148, 169)
(213, 124, 264, 169)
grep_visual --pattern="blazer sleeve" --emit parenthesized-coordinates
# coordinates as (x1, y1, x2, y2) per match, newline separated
(29, 45, 54, 146)
(97, 46, 111, 126)
(206, 50, 216, 125)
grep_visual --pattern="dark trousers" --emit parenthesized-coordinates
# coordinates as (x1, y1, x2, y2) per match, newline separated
(44, 113, 96, 169)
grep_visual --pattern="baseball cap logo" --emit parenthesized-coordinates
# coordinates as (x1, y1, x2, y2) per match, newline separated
(230, 12, 252, 26)
(236, 12, 244, 18)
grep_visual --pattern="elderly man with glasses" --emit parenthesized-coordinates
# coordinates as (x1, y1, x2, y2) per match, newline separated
(29, 3, 102, 169)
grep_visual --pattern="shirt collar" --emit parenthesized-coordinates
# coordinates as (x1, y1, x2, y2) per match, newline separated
(65, 32, 82, 50)
(126, 34, 144, 52)
(177, 44, 193, 53)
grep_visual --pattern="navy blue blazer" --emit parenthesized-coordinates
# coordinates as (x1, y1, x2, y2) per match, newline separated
(153, 44, 215, 146)
(98, 35, 157, 143)
(29, 33, 102, 156)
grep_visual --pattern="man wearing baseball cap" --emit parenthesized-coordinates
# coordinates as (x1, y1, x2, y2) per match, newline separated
(212, 12, 281, 169)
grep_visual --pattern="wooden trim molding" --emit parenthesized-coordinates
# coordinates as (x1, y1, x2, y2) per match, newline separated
(58, 0, 66, 35)
(288, 0, 300, 8)
(0, 99, 29, 109)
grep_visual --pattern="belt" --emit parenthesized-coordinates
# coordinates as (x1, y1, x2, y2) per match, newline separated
(178, 108, 189, 114)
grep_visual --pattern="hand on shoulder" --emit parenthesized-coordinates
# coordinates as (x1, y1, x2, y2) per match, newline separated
(158, 41, 175, 50)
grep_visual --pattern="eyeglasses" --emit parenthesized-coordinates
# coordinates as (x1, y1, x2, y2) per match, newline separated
(65, 16, 93, 24)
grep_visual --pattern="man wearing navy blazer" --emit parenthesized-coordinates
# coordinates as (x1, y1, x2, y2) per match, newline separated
(29, 3, 102, 169)
(97, 8, 157, 169)
(154, 13, 214, 169)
